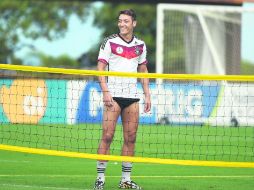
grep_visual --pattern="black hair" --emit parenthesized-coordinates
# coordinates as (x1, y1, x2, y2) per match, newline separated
(118, 9, 136, 21)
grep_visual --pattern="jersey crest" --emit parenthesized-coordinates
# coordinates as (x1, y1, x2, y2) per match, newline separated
(135, 46, 141, 56)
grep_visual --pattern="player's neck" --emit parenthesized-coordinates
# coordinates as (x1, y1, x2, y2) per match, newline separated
(119, 33, 133, 43)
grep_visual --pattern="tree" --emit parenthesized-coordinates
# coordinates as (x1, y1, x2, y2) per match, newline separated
(38, 53, 80, 68)
(0, 0, 91, 64)
(241, 60, 254, 75)
(89, 3, 156, 72)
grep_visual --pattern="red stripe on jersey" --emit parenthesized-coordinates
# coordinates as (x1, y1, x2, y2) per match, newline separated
(140, 60, 148, 65)
(110, 42, 144, 59)
(98, 59, 108, 64)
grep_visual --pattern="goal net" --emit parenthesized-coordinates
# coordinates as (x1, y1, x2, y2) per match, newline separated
(156, 3, 254, 75)
(0, 65, 253, 167)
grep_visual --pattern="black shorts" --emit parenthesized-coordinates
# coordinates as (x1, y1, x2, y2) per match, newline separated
(113, 97, 140, 110)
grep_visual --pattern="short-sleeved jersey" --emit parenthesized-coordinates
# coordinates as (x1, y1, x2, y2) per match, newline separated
(98, 34, 148, 99)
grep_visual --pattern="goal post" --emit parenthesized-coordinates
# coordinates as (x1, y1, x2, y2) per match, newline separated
(156, 3, 254, 75)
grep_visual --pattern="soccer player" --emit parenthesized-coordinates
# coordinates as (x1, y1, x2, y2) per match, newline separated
(93, 9, 151, 190)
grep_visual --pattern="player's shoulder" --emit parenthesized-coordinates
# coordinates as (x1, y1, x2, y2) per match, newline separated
(100, 34, 118, 49)
(134, 35, 146, 45)
(103, 33, 118, 42)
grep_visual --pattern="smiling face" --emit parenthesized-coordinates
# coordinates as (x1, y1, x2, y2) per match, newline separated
(118, 14, 136, 36)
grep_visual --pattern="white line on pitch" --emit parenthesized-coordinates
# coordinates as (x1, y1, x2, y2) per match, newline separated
(0, 175, 253, 178)
(132, 175, 254, 178)
(0, 159, 31, 163)
(0, 183, 90, 190)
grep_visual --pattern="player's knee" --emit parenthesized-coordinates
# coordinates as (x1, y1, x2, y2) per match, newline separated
(125, 133, 137, 144)
(102, 133, 114, 144)
(130, 136, 137, 144)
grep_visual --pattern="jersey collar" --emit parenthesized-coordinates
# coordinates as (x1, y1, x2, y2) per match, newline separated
(118, 33, 134, 44)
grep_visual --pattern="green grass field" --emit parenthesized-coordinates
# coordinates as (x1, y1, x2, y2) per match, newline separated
(0, 124, 254, 189)
(1, 124, 253, 161)
(0, 150, 254, 190)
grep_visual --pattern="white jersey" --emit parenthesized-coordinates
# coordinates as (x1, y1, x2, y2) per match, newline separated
(98, 34, 148, 99)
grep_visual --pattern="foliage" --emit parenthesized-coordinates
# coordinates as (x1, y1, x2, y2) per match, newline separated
(241, 60, 254, 75)
(90, 3, 156, 72)
(37, 53, 80, 68)
(0, 0, 91, 64)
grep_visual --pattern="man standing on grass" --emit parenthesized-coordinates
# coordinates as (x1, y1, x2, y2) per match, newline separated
(93, 9, 151, 190)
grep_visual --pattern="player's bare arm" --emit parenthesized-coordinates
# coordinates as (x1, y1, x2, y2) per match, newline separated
(138, 64, 151, 113)
(97, 61, 113, 107)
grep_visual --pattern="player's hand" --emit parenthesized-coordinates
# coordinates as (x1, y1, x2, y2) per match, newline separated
(103, 91, 113, 107)
(144, 95, 151, 113)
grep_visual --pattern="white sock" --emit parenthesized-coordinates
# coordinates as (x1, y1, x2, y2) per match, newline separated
(121, 162, 132, 182)
(97, 161, 107, 181)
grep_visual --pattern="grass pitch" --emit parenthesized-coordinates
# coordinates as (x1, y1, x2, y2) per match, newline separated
(0, 123, 254, 189)
(0, 150, 254, 190)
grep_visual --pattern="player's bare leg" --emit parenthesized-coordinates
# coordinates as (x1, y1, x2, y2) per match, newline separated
(94, 102, 121, 190)
(121, 102, 139, 157)
(98, 102, 121, 155)
(119, 102, 141, 189)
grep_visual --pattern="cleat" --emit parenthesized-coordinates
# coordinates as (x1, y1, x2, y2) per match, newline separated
(94, 178, 105, 190)
(119, 180, 142, 189)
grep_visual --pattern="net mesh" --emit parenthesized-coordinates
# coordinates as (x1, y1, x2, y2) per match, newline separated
(157, 4, 254, 75)
(0, 70, 253, 162)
